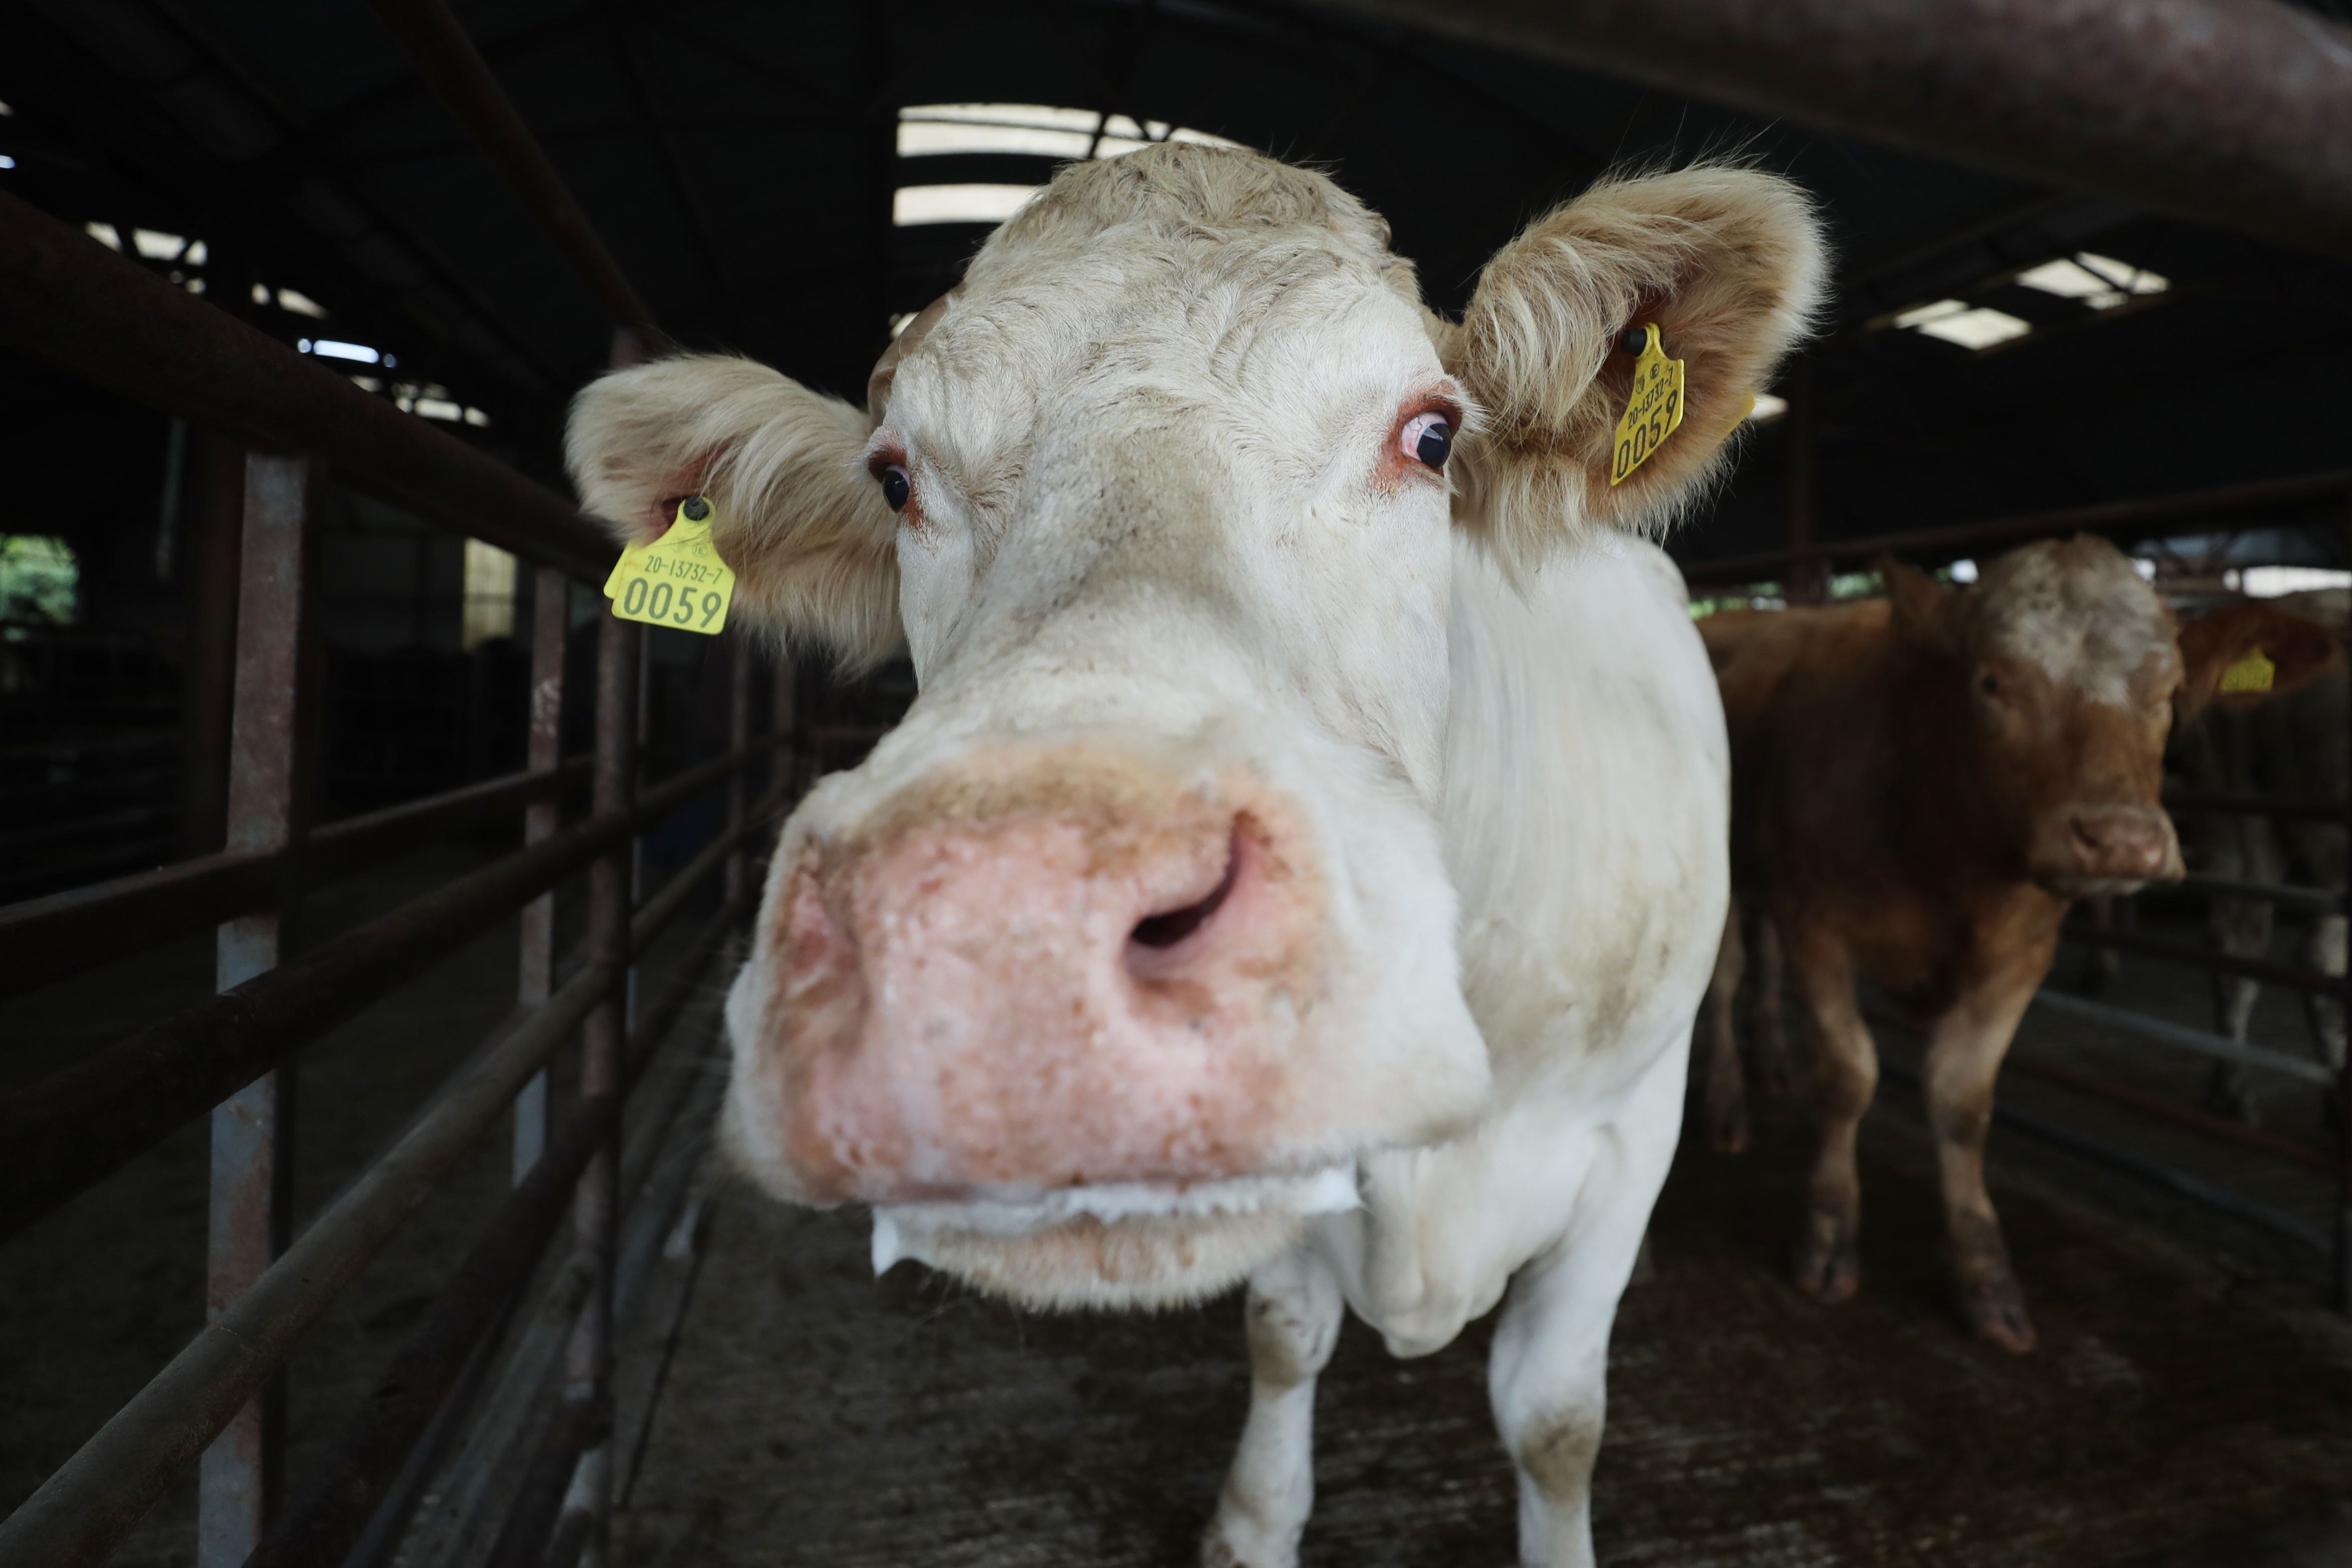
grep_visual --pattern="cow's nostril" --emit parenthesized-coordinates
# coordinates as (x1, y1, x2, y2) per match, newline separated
(1130, 833, 1241, 950)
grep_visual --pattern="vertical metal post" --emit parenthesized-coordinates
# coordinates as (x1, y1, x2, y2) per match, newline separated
(199, 452, 315, 1568)
(1783, 357, 1825, 605)
(725, 636, 751, 905)
(2338, 504, 2352, 1315)
(179, 435, 248, 856)
(515, 566, 569, 1182)
(565, 608, 636, 1568)
(561, 319, 649, 1568)
(773, 653, 798, 802)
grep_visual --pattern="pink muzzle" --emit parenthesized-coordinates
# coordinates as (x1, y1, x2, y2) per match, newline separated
(758, 753, 1331, 1204)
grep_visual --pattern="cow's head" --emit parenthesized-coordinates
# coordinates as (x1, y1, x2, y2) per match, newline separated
(569, 147, 1824, 1307)
(1882, 537, 2340, 896)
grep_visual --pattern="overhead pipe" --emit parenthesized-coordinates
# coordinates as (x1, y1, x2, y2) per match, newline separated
(1314, 0, 2352, 259)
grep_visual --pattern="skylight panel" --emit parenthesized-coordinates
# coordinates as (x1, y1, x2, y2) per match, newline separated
(1165, 125, 1246, 150)
(304, 338, 381, 364)
(2235, 566, 2352, 599)
(1748, 392, 1788, 423)
(253, 284, 328, 318)
(2076, 252, 2166, 297)
(0, 157, 14, 171)
(894, 184, 1039, 226)
(85, 222, 121, 250)
(1894, 298, 2031, 349)
(896, 104, 1247, 164)
(903, 103, 1103, 132)
(898, 120, 1095, 159)
(2016, 252, 2168, 310)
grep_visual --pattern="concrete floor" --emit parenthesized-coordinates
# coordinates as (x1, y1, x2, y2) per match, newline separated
(615, 1090, 2352, 1568)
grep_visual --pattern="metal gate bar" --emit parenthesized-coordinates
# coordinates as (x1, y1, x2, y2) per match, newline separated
(2028, 988, 2337, 1088)
(0, 739, 777, 1242)
(0, 780, 787, 1568)
(0, 754, 594, 1003)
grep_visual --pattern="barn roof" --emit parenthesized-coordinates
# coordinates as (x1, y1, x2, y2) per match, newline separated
(4, 0, 2349, 573)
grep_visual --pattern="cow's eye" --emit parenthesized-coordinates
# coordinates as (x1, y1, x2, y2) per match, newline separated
(879, 465, 911, 512)
(1401, 411, 1452, 471)
(1979, 671, 2001, 696)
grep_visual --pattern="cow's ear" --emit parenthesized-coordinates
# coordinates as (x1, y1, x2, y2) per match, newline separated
(1447, 164, 1827, 575)
(1881, 557, 1955, 649)
(567, 354, 901, 667)
(2175, 601, 2344, 721)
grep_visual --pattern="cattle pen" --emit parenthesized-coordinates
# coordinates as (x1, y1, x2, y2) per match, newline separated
(1682, 477, 2352, 1319)
(5, 2, 2352, 1568)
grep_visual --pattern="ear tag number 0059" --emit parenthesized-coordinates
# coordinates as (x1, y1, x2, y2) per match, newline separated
(1609, 322, 1686, 487)
(2219, 649, 2276, 694)
(605, 496, 735, 635)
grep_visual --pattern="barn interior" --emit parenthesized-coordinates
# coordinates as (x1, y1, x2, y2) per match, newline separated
(4, 2, 2352, 1567)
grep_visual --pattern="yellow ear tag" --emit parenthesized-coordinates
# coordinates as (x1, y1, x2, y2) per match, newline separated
(1724, 391, 1758, 440)
(1609, 323, 1686, 487)
(2219, 649, 2276, 694)
(606, 496, 736, 635)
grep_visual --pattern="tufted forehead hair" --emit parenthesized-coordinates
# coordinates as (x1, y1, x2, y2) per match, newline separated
(968, 143, 1424, 308)
(1970, 536, 2177, 705)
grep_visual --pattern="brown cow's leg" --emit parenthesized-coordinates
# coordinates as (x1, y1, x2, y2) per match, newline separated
(1751, 912, 1797, 1099)
(1700, 904, 1751, 1154)
(1791, 945, 1873, 1304)
(1922, 979, 2041, 1353)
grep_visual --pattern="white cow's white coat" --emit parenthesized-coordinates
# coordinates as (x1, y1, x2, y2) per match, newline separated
(568, 144, 1820, 1568)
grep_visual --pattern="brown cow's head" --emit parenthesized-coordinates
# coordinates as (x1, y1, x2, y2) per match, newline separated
(567, 146, 1824, 1308)
(1883, 537, 2339, 897)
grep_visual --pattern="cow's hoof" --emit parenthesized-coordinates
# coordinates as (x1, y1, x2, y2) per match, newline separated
(2204, 1080, 2260, 1126)
(1948, 1214, 2035, 1351)
(1703, 1099, 1750, 1156)
(1794, 1214, 1860, 1304)
(1962, 1284, 2037, 1353)
(1201, 1514, 1297, 1568)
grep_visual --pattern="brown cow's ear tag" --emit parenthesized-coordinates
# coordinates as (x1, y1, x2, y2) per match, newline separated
(2219, 648, 2276, 694)
(607, 496, 736, 635)
(1609, 323, 1686, 487)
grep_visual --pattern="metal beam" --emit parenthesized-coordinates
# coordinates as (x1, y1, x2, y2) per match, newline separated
(0, 189, 613, 580)
(1681, 467, 2352, 584)
(369, 0, 660, 333)
(1311, 0, 2352, 259)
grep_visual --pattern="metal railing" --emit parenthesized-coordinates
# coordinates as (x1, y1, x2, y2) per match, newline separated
(0, 12, 795, 1566)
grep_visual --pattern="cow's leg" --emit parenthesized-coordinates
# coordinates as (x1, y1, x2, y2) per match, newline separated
(1700, 904, 1751, 1153)
(1921, 979, 2042, 1353)
(1488, 1055, 1680, 1568)
(2204, 818, 2279, 1122)
(1202, 1247, 1343, 1568)
(2206, 897, 2272, 1122)
(1790, 945, 1873, 1304)
(2304, 912, 2349, 1128)
(1751, 912, 1797, 1099)
(2074, 893, 2123, 996)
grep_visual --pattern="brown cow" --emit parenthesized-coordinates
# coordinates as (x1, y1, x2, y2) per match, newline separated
(1698, 536, 2337, 1351)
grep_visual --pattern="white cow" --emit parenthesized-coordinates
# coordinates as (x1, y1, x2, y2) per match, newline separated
(569, 145, 1823, 1568)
